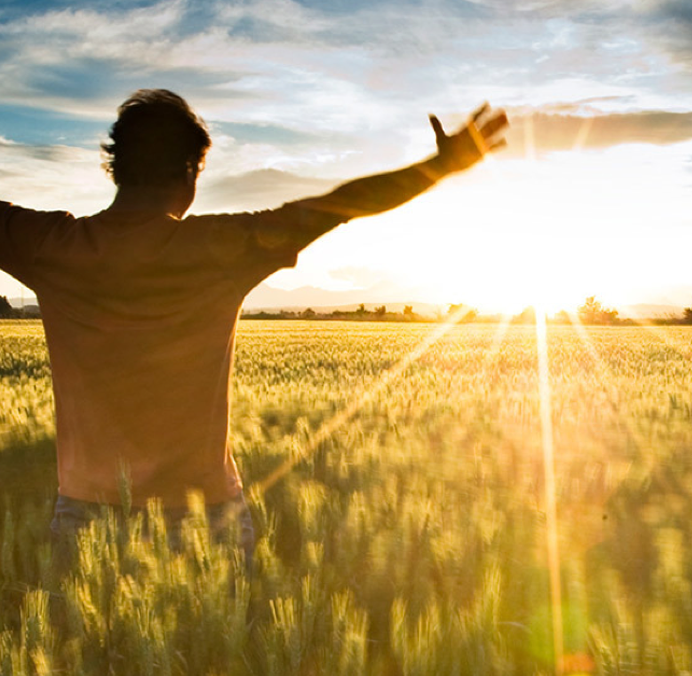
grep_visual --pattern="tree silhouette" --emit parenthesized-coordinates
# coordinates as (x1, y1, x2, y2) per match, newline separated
(0, 296, 13, 318)
(512, 306, 536, 324)
(577, 296, 618, 325)
(447, 303, 478, 322)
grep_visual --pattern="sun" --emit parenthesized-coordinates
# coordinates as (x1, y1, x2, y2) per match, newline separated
(401, 169, 592, 316)
(295, 122, 667, 318)
(402, 147, 641, 317)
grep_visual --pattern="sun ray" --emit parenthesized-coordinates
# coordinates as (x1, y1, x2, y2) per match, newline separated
(565, 309, 692, 484)
(565, 308, 642, 427)
(535, 304, 564, 674)
(563, 309, 662, 485)
(489, 312, 513, 354)
(618, 315, 692, 357)
(437, 314, 514, 470)
(571, 116, 594, 152)
(567, 309, 692, 394)
(255, 309, 511, 496)
(524, 112, 536, 162)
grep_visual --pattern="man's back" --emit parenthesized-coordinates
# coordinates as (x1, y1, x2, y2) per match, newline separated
(0, 203, 300, 506)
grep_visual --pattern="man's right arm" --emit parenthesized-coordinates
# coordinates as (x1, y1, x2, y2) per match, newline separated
(255, 104, 508, 254)
(211, 105, 507, 293)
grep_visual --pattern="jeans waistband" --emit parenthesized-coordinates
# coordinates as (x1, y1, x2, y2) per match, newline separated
(53, 492, 248, 526)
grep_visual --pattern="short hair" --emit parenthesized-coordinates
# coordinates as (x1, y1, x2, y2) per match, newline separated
(102, 89, 211, 186)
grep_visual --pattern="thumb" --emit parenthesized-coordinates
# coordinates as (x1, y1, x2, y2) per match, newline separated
(428, 114, 446, 146)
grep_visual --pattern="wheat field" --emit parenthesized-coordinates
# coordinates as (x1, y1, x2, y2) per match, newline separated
(1, 319, 692, 675)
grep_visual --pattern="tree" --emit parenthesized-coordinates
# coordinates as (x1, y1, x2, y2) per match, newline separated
(553, 310, 571, 324)
(374, 305, 386, 316)
(577, 296, 618, 325)
(403, 305, 414, 317)
(0, 296, 13, 318)
(683, 307, 692, 325)
(512, 306, 536, 324)
(447, 303, 477, 322)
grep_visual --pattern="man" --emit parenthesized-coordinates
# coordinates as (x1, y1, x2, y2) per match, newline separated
(0, 89, 507, 562)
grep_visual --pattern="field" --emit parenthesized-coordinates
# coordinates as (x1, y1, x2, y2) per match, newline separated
(2, 319, 692, 675)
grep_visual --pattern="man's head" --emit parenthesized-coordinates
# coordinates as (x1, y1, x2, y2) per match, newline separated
(102, 89, 211, 188)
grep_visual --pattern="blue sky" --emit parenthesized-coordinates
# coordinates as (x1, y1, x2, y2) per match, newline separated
(1, 0, 692, 313)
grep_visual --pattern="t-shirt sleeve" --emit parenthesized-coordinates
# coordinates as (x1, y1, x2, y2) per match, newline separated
(205, 200, 350, 295)
(0, 202, 71, 289)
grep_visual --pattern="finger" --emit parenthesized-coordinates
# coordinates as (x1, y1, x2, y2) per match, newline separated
(486, 138, 508, 153)
(428, 114, 447, 145)
(479, 111, 509, 140)
(466, 121, 488, 156)
(471, 102, 490, 124)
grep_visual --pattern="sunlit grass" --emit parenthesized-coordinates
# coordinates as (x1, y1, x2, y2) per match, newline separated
(3, 320, 692, 674)
(257, 306, 510, 495)
(535, 305, 563, 675)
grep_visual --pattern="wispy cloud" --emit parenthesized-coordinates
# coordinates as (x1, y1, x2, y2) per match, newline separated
(0, 139, 111, 213)
(2, 0, 687, 120)
(1, 0, 691, 306)
(198, 168, 334, 212)
(505, 109, 692, 156)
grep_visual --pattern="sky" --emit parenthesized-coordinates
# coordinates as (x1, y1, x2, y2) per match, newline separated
(1, 0, 691, 314)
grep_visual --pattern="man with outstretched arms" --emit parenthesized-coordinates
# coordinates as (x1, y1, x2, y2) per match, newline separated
(0, 90, 507, 561)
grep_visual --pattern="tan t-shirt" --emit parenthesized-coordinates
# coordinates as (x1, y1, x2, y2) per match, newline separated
(0, 201, 344, 507)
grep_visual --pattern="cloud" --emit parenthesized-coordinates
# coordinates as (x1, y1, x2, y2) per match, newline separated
(328, 266, 389, 288)
(0, 103, 113, 148)
(0, 136, 81, 162)
(0, 0, 437, 135)
(645, 0, 692, 66)
(210, 121, 322, 147)
(198, 168, 335, 212)
(0, 2, 185, 109)
(505, 109, 692, 155)
(2, 0, 689, 145)
(0, 137, 112, 213)
(1, 0, 690, 214)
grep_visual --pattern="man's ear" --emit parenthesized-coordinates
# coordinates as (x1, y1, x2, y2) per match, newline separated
(186, 161, 199, 185)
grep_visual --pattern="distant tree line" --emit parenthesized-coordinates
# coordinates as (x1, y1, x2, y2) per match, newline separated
(244, 296, 692, 326)
(242, 303, 435, 322)
(0, 295, 41, 319)
(3, 292, 692, 325)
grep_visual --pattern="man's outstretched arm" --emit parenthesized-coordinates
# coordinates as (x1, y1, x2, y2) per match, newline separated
(262, 104, 508, 251)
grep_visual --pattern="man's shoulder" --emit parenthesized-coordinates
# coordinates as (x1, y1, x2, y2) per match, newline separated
(0, 200, 75, 223)
(0, 202, 77, 287)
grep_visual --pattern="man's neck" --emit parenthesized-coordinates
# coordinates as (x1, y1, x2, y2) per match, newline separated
(106, 182, 194, 219)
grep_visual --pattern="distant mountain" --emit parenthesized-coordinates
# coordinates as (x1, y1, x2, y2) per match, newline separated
(244, 284, 443, 316)
(6, 289, 684, 321)
(9, 296, 37, 308)
(198, 169, 335, 212)
(617, 304, 684, 319)
(7, 288, 444, 317)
